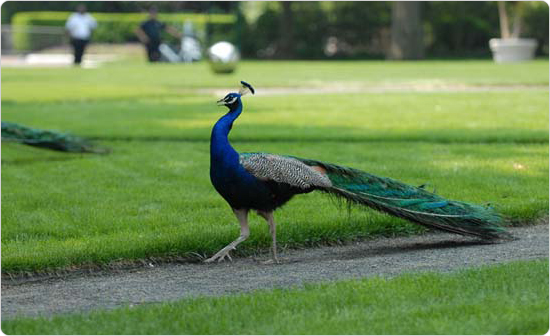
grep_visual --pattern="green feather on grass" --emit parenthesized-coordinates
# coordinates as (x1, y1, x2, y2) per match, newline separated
(1, 122, 108, 154)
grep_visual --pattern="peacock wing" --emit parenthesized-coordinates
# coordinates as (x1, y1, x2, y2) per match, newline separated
(239, 153, 332, 190)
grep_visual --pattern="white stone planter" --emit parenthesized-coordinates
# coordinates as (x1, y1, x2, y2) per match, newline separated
(489, 38, 538, 63)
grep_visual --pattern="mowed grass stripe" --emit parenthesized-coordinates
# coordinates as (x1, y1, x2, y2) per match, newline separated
(2, 140, 547, 272)
(2, 259, 547, 334)
(1, 60, 548, 103)
(2, 90, 548, 143)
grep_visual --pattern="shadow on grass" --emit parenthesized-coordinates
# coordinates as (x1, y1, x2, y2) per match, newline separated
(88, 125, 549, 144)
(337, 239, 498, 261)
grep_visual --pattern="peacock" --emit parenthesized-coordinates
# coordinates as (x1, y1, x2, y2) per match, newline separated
(1, 121, 108, 154)
(206, 81, 509, 263)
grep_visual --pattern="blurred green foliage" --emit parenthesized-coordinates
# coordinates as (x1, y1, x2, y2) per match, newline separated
(522, 1, 550, 55)
(242, 1, 548, 59)
(4, 1, 549, 58)
(425, 1, 549, 57)
(241, 2, 391, 59)
(291, 2, 330, 59)
(424, 2, 499, 57)
(328, 2, 391, 58)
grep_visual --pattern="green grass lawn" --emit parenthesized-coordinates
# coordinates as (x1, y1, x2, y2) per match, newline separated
(3, 259, 548, 334)
(2, 140, 547, 272)
(1, 60, 548, 272)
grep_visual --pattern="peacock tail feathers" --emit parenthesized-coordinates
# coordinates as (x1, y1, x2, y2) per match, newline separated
(289, 156, 510, 240)
(1, 122, 108, 154)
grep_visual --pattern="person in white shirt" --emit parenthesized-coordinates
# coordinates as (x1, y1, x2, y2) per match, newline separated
(65, 4, 97, 65)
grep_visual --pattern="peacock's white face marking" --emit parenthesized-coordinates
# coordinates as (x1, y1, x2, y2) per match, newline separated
(217, 93, 240, 106)
(217, 82, 255, 108)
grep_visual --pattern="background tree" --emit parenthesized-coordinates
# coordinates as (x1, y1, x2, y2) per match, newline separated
(278, 1, 294, 59)
(387, 1, 424, 60)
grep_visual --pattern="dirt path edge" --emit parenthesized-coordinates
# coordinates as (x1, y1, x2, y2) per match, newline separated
(2, 223, 548, 320)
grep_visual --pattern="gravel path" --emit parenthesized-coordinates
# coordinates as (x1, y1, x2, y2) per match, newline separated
(2, 224, 547, 320)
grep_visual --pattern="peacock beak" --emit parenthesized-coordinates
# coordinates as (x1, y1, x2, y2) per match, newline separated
(216, 98, 226, 106)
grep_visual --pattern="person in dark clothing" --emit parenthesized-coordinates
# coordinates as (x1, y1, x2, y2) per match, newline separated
(134, 7, 181, 62)
(71, 38, 88, 64)
(140, 19, 165, 62)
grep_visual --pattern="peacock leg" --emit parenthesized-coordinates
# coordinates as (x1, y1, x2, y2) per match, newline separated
(205, 209, 249, 263)
(258, 211, 279, 264)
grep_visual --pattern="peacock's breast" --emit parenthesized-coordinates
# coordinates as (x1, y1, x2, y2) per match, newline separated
(210, 164, 274, 210)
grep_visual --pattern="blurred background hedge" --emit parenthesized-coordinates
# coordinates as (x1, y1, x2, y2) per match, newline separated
(11, 11, 236, 51)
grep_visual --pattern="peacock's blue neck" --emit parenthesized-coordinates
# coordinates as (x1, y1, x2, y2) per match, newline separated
(210, 101, 242, 169)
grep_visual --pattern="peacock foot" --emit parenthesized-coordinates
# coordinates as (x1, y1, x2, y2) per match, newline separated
(204, 248, 234, 263)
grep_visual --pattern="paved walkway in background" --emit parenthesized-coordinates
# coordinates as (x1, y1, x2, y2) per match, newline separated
(2, 224, 547, 320)
(199, 83, 548, 97)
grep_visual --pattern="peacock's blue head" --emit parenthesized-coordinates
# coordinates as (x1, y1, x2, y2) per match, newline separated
(217, 81, 255, 110)
(217, 92, 241, 109)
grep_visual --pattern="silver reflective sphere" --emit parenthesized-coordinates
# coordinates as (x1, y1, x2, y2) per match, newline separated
(207, 41, 239, 74)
